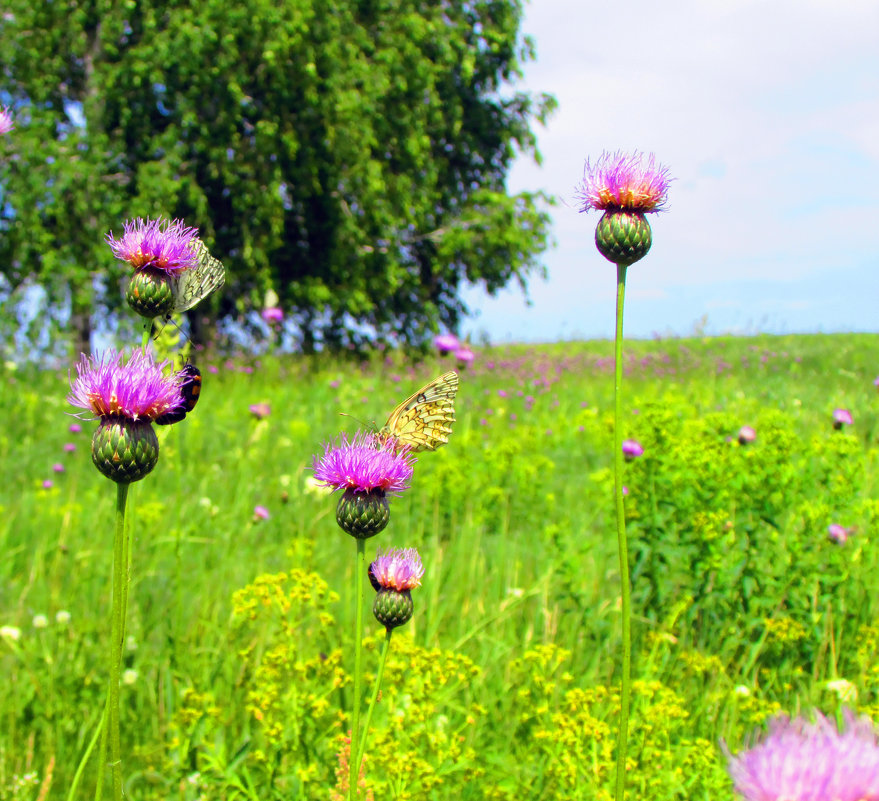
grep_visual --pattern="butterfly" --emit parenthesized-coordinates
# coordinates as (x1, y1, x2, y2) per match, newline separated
(155, 364, 202, 425)
(170, 239, 225, 315)
(378, 371, 459, 452)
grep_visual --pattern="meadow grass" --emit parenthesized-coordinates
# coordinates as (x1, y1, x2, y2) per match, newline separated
(2, 332, 879, 799)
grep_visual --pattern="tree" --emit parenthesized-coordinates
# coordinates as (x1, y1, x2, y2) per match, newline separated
(0, 0, 555, 353)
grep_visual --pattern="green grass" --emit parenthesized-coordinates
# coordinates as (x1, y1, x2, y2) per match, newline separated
(2, 333, 879, 799)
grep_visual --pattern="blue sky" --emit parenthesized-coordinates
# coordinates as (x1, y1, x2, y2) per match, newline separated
(461, 0, 879, 343)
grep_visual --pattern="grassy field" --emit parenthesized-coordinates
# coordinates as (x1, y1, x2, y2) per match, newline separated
(2, 333, 879, 799)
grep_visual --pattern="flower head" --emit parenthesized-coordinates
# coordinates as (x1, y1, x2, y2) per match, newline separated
(52, 463, 65, 473)
(828, 523, 852, 545)
(253, 505, 270, 521)
(622, 439, 644, 459)
(738, 425, 757, 445)
(69, 423, 82, 434)
(106, 217, 199, 276)
(434, 333, 460, 353)
(369, 548, 424, 591)
(725, 710, 879, 801)
(313, 431, 415, 496)
(0, 106, 13, 135)
(454, 346, 475, 366)
(833, 408, 853, 429)
(261, 307, 284, 324)
(67, 349, 187, 422)
(576, 151, 672, 214)
(249, 402, 271, 420)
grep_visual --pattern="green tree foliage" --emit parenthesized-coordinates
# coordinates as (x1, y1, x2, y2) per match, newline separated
(0, 0, 555, 351)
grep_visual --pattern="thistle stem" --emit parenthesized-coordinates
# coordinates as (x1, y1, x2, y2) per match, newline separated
(141, 321, 151, 350)
(356, 627, 392, 779)
(349, 539, 366, 801)
(96, 482, 130, 801)
(613, 262, 631, 801)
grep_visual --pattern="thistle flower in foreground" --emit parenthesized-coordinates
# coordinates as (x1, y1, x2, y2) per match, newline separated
(369, 548, 424, 630)
(67, 349, 189, 483)
(313, 431, 415, 538)
(576, 150, 672, 267)
(725, 710, 879, 801)
(0, 106, 13, 135)
(106, 217, 199, 318)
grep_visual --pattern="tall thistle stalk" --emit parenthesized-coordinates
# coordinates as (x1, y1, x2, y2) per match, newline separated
(576, 151, 672, 801)
(312, 432, 424, 800)
(66, 218, 223, 798)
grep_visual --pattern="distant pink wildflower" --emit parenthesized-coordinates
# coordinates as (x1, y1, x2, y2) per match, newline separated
(261, 307, 284, 324)
(0, 106, 13, 135)
(434, 334, 460, 353)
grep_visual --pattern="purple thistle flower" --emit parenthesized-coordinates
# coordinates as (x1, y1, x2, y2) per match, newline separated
(63, 443, 76, 453)
(622, 439, 644, 459)
(833, 408, 853, 429)
(726, 710, 879, 801)
(455, 346, 475, 365)
(261, 307, 284, 324)
(0, 106, 13, 135)
(313, 431, 415, 496)
(67, 349, 186, 422)
(105, 217, 199, 276)
(249, 402, 271, 420)
(42, 479, 54, 490)
(253, 505, 270, 521)
(434, 333, 460, 353)
(576, 151, 672, 214)
(69, 423, 82, 434)
(369, 548, 424, 591)
(828, 524, 852, 545)
(52, 463, 65, 473)
(738, 425, 757, 445)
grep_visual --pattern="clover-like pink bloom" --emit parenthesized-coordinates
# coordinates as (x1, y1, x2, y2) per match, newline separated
(105, 217, 199, 275)
(434, 334, 460, 353)
(576, 151, 672, 214)
(833, 408, 853, 428)
(0, 106, 13, 135)
(249, 403, 271, 420)
(369, 548, 424, 591)
(313, 431, 415, 495)
(67, 349, 187, 422)
(253, 505, 270, 521)
(622, 439, 644, 459)
(738, 425, 757, 445)
(725, 710, 879, 801)
(828, 524, 852, 545)
(261, 307, 284, 324)
(455, 346, 475, 365)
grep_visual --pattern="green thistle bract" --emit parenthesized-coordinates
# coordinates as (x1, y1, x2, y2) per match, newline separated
(92, 417, 159, 483)
(595, 211, 653, 267)
(336, 488, 390, 539)
(373, 588, 414, 630)
(126, 267, 175, 319)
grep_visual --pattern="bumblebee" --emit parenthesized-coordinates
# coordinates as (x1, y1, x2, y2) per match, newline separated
(155, 364, 202, 426)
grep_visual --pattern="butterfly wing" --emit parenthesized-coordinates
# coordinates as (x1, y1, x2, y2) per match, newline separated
(379, 371, 459, 452)
(171, 239, 226, 314)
